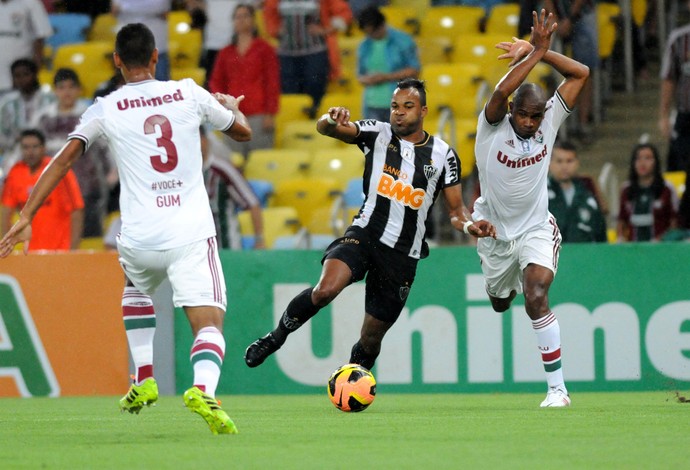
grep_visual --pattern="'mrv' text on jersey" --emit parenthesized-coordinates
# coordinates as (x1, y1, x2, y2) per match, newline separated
(117, 90, 185, 111)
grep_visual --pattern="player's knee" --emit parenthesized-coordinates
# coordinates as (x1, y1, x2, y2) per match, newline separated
(311, 284, 339, 307)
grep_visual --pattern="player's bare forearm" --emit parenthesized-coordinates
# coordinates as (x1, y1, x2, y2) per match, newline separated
(444, 185, 497, 239)
(317, 107, 358, 143)
(70, 209, 84, 250)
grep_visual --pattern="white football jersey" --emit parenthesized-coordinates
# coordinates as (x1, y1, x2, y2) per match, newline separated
(69, 78, 235, 250)
(473, 93, 571, 241)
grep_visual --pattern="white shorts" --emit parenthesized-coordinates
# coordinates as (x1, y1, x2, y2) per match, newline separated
(117, 236, 227, 310)
(476, 217, 562, 299)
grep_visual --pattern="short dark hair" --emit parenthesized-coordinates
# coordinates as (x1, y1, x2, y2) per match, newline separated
(19, 128, 46, 146)
(54, 67, 81, 86)
(554, 139, 578, 153)
(115, 23, 156, 68)
(358, 6, 386, 30)
(396, 78, 427, 106)
(11, 58, 38, 75)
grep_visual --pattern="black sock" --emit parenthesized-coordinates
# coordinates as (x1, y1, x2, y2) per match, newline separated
(349, 340, 377, 370)
(272, 288, 320, 343)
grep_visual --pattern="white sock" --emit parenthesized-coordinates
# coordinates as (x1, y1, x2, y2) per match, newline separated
(190, 326, 225, 397)
(122, 287, 155, 385)
(532, 312, 566, 392)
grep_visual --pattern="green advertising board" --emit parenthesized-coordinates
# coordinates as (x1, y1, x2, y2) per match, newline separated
(174, 243, 690, 395)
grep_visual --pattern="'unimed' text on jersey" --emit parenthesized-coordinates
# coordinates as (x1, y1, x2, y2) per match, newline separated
(68, 78, 236, 250)
(473, 93, 571, 241)
(351, 119, 461, 259)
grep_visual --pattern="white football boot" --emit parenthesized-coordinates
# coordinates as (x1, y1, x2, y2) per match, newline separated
(540, 387, 571, 407)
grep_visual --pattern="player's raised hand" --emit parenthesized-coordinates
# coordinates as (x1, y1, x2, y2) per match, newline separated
(0, 216, 32, 257)
(496, 37, 534, 67)
(327, 106, 351, 126)
(213, 93, 245, 111)
(530, 9, 557, 51)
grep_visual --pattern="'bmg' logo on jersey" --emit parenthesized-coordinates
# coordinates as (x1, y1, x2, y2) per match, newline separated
(377, 174, 425, 209)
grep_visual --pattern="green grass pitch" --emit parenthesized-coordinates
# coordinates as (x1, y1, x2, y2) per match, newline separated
(1, 392, 689, 469)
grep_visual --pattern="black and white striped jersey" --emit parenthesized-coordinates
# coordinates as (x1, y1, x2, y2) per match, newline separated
(349, 119, 461, 259)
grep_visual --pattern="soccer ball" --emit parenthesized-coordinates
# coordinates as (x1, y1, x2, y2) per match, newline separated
(327, 363, 376, 412)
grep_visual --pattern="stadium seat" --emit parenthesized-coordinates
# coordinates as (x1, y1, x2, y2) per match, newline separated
(421, 62, 485, 121)
(418, 6, 485, 39)
(318, 92, 363, 121)
(52, 42, 115, 97)
(452, 33, 508, 85)
(416, 36, 453, 66)
(247, 179, 274, 207)
(244, 148, 312, 185)
(597, 2, 621, 60)
(337, 36, 361, 78)
(78, 237, 105, 251)
(238, 206, 301, 249)
(664, 171, 686, 198)
(170, 67, 206, 86)
(280, 120, 342, 152)
(309, 147, 364, 190)
(88, 13, 118, 42)
(275, 94, 314, 145)
(271, 177, 342, 233)
(632, 0, 647, 27)
(380, 6, 420, 36)
(47, 13, 91, 49)
(169, 28, 203, 69)
(484, 3, 520, 37)
(430, 117, 476, 179)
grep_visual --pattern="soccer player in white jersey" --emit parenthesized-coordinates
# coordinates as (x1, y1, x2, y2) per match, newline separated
(0, 24, 252, 434)
(472, 10, 589, 407)
(245, 78, 496, 370)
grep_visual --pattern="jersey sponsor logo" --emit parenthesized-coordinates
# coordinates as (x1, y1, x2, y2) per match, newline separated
(496, 145, 548, 169)
(361, 119, 377, 127)
(377, 174, 425, 209)
(446, 154, 458, 180)
(383, 163, 408, 180)
(116, 89, 185, 111)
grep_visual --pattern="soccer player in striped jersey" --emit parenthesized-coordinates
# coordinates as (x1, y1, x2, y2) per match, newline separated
(0, 23, 252, 434)
(245, 78, 496, 370)
(473, 10, 590, 407)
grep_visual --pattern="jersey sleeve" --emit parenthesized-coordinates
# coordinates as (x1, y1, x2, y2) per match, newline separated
(190, 80, 236, 132)
(68, 101, 106, 151)
(353, 119, 385, 148)
(443, 148, 461, 188)
(548, 92, 572, 131)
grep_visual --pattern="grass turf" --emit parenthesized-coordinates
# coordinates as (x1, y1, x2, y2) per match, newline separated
(0, 392, 688, 469)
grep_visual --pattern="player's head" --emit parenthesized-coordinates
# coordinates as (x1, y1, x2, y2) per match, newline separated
(390, 78, 428, 138)
(550, 140, 579, 183)
(509, 83, 547, 139)
(115, 23, 157, 70)
(18, 129, 46, 170)
(53, 68, 81, 108)
(10, 58, 39, 94)
(358, 6, 386, 39)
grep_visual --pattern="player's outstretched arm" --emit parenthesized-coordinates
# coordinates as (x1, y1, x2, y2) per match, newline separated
(485, 9, 555, 124)
(214, 93, 252, 142)
(443, 185, 497, 239)
(0, 139, 84, 257)
(317, 107, 358, 144)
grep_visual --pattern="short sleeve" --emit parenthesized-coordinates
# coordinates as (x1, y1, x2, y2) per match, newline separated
(190, 80, 236, 132)
(68, 101, 106, 151)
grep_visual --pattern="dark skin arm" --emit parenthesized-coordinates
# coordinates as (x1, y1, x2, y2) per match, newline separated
(443, 184, 496, 239)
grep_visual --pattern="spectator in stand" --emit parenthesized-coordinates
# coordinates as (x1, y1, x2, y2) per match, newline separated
(1, 129, 83, 251)
(617, 143, 679, 242)
(356, 6, 420, 122)
(659, 0, 690, 172)
(31, 68, 116, 237)
(548, 140, 607, 243)
(0, 58, 56, 174)
(0, 0, 53, 96)
(112, 0, 172, 81)
(208, 3, 280, 159)
(200, 126, 264, 249)
(543, 0, 599, 143)
(263, 0, 352, 116)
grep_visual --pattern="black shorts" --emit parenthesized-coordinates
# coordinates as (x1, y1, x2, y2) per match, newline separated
(322, 226, 418, 323)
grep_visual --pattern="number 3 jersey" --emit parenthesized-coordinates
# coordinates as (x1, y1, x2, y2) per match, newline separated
(68, 78, 236, 250)
(350, 119, 461, 259)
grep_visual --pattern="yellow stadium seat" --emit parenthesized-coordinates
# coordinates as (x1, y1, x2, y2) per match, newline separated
(430, 117, 476, 179)
(421, 62, 485, 121)
(485, 3, 520, 37)
(238, 206, 301, 248)
(271, 177, 342, 233)
(244, 148, 312, 185)
(452, 33, 507, 84)
(318, 91, 363, 121)
(170, 67, 206, 86)
(280, 120, 341, 152)
(309, 147, 364, 190)
(52, 41, 115, 97)
(169, 28, 202, 69)
(664, 171, 686, 198)
(416, 36, 453, 66)
(275, 94, 314, 144)
(337, 36, 361, 77)
(79, 237, 105, 251)
(88, 13, 118, 42)
(597, 3, 621, 59)
(632, 0, 647, 27)
(380, 6, 420, 36)
(419, 6, 485, 38)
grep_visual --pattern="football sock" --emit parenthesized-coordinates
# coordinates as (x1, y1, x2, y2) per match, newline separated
(122, 287, 156, 385)
(190, 326, 225, 397)
(349, 340, 377, 370)
(272, 288, 320, 343)
(532, 311, 566, 391)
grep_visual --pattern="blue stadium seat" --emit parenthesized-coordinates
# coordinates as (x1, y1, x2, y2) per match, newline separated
(47, 13, 91, 49)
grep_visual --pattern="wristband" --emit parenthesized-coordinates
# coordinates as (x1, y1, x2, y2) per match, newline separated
(463, 220, 474, 235)
(322, 113, 336, 125)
